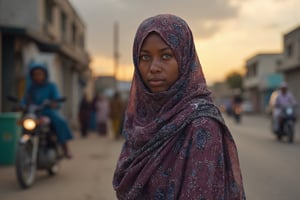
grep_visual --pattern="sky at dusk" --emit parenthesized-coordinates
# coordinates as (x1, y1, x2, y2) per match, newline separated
(69, 0, 300, 85)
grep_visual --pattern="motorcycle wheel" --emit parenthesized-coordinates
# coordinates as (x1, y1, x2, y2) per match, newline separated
(234, 114, 241, 124)
(15, 142, 36, 189)
(276, 134, 282, 141)
(48, 163, 60, 176)
(286, 122, 294, 143)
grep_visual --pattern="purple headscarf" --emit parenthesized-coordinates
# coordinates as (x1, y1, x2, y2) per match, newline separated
(113, 14, 245, 200)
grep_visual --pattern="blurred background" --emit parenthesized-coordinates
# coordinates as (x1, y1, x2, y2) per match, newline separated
(0, 0, 300, 199)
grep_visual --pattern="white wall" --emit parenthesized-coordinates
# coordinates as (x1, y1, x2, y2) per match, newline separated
(0, 0, 86, 55)
(245, 54, 282, 89)
(0, 0, 40, 31)
(257, 54, 282, 75)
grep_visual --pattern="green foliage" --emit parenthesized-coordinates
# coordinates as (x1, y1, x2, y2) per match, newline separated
(225, 71, 243, 90)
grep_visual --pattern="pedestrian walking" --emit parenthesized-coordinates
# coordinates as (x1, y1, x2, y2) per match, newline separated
(110, 92, 124, 139)
(78, 93, 92, 138)
(94, 93, 110, 136)
(113, 14, 245, 199)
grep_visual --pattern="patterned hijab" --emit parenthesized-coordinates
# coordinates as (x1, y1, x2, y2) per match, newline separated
(113, 14, 244, 200)
(126, 14, 213, 147)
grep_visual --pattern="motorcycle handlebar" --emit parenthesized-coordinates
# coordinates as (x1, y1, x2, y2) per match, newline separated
(55, 97, 67, 102)
(7, 96, 67, 109)
(7, 96, 19, 103)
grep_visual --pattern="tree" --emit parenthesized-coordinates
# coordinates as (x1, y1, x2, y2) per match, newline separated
(225, 71, 243, 90)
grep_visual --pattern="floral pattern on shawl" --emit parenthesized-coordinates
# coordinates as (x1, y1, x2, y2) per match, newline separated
(113, 14, 245, 200)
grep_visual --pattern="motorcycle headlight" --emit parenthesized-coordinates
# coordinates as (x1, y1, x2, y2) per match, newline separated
(23, 118, 37, 130)
(286, 107, 293, 115)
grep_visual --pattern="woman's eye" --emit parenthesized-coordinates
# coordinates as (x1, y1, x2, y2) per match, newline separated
(162, 54, 172, 60)
(140, 55, 150, 61)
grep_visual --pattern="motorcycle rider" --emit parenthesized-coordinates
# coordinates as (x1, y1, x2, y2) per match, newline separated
(22, 63, 73, 158)
(272, 82, 297, 134)
(232, 90, 243, 122)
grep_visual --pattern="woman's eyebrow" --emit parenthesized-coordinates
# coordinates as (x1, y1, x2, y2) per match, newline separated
(159, 47, 172, 52)
(140, 49, 149, 53)
(140, 47, 172, 53)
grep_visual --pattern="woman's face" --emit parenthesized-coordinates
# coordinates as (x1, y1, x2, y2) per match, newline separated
(32, 68, 46, 84)
(138, 33, 179, 93)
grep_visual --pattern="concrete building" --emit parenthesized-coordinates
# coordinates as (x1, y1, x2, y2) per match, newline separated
(280, 25, 300, 111)
(0, 0, 90, 126)
(209, 81, 232, 104)
(94, 76, 131, 101)
(244, 53, 283, 113)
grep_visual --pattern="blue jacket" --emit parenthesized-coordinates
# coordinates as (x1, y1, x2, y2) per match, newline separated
(23, 63, 73, 143)
(23, 63, 59, 105)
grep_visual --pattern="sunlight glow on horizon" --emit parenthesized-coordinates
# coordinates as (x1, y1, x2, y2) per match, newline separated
(88, 0, 300, 85)
(90, 55, 134, 81)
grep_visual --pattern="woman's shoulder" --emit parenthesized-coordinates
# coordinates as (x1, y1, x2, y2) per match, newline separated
(47, 82, 57, 87)
(190, 116, 222, 127)
(188, 116, 224, 137)
(45, 82, 59, 90)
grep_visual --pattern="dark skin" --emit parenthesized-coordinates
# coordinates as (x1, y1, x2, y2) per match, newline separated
(281, 87, 287, 95)
(31, 68, 57, 109)
(31, 68, 47, 85)
(138, 33, 179, 93)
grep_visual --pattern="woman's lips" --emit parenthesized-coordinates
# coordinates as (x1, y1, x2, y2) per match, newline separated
(148, 79, 165, 87)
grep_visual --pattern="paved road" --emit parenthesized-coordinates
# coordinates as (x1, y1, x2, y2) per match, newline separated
(1, 115, 300, 200)
(0, 133, 123, 200)
(224, 114, 300, 200)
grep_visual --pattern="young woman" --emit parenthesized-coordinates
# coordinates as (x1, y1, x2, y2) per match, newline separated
(113, 14, 245, 200)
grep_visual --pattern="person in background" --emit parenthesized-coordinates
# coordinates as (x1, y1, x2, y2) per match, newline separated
(113, 14, 245, 199)
(232, 91, 243, 123)
(272, 82, 298, 133)
(110, 92, 124, 139)
(78, 93, 92, 138)
(94, 93, 110, 136)
(23, 63, 73, 158)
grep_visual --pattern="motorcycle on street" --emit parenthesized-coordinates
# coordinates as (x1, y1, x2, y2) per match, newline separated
(273, 106, 297, 143)
(232, 103, 242, 124)
(7, 96, 66, 189)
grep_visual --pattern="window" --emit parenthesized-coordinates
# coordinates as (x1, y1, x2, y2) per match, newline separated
(276, 59, 282, 67)
(61, 11, 67, 42)
(45, 0, 53, 24)
(286, 44, 293, 57)
(79, 34, 85, 48)
(247, 62, 257, 77)
(252, 63, 257, 76)
(72, 23, 77, 45)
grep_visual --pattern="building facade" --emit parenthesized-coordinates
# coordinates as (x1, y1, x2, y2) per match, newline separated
(94, 76, 131, 101)
(243, 53, 283, 113)
(280, 25, 300, 112)
(0, 0, 90, 126)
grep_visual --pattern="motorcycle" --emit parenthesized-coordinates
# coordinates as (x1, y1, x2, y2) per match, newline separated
(274, 106, 297, 143)
(7, 96, 66, 189)
(232, 103, 242, 123)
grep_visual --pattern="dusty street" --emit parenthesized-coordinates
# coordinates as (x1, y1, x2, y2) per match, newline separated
(224, 114, 300, 200)
(0, 133, 123, 200)
(1, 115, 300, 200)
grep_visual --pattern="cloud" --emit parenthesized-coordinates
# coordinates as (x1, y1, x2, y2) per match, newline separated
(70, 0, 240, 68)
(69, 0, 300, 84)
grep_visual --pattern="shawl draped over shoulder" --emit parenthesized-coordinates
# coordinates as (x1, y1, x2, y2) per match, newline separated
(113, 14, 245, 200)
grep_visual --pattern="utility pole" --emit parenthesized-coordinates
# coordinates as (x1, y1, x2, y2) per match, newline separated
(113, 21, 119, 91)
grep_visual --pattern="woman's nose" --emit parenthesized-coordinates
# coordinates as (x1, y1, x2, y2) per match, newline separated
(149, 59, 162, 73)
